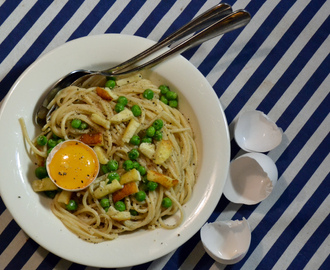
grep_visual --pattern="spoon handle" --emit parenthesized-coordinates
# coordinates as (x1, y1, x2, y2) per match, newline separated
(104, 3, 232, 74)
(110, 10, 251, 76)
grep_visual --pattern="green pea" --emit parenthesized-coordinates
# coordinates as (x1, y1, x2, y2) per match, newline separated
(78, 122, 88, 130)
(165, 91, 178, 100)
(71, 119, 82, 129)
(57, 139, 65, 144)
(152, 119, 163, 130)
(123, 160, 134, 171)
(132, 161, 140, 169)
(130, 209, 138, 216)
(35, 166, 48, 179)
(154, 130, 163, 141)
(47, 147, 54, 155)
(100, 198, 110, 209)
(101, 165, 110, 174)
(44, 190, 58, 199)
(37, 135, 47, 146)
(117, 96, 128, 106)
(146, 126, 156, 137)
(47, 138, 57, 148)
(52, 133, 60, 140)
(160, 95, 168, 105)
(169, 100, 178, 108)
(105, 79, 116, 89)
(128, 149, 139, 160)
(159, 85, 170, 95)
(107, 160, 119, 172)
(143, 89, 154, 100)
(130, 135, 140, 145)
(66, 200, 78, 211)
(108, 172, 120, 183)
(147, 181, 158, 191)
(115, 103, 125, 113)
(131, 104, 142, 117)
(137, 165, 146, 176)
(135, 191, 146, 202)
(162, 197, 172, 208)
(115, 201, 126, 211)
(141, 137, 152, 143)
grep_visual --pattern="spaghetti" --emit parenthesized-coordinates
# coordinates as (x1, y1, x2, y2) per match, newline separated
(20, 73, 197, 242)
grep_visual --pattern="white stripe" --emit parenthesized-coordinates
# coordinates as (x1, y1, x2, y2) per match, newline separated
(0, 209, 12, 234)
(120, 0, 161, 35)
(180, 85, 329, 268)
(304, 234, 330, 270)
(178, 242, 207, 270)
(0, 230, 29, 268)
(21, 246, 49, 270)
(204, 0, 282, 85)
(40, 0, 100, 55)
(147, 251, 175, 270)
(147, 0, 191, 41)
(225, 2, 330, 117)
(88, 0, 131, 35)
(241, 118, 330, 269)
(0, 0, 37, 45)
(219, 0, 312, 108)
(273, 192, 330, 269)
(189, 0, 252, 68)
(0, 0, 68, 83)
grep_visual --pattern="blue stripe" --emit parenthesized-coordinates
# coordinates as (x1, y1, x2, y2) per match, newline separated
(258, 17, 330, 115)
(257, 169, 330, 269)
(105, 0, 145, 34)
(134, 0, 177, 38)
(5, 238, 39, 269)
(287, 212, 330, 269)
(0, 0, 23, 26)
(224, 0, 327, 124)
(36, 252, 61, 270)
(0, 0, 85, 101)
(0, 220, 21, 255)
(277, 55, 329, 131)
(68, 1, 116, 41)
(0, 1, 52, 66)
(319, 254, 330, 270)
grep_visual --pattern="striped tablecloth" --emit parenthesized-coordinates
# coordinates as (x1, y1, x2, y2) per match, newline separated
(0, 0, 329, 269)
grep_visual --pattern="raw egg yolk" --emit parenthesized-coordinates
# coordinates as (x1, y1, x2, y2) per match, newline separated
(47, 140, 99, 190)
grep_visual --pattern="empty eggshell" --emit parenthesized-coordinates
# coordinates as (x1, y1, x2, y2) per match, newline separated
(201, 218, 251, 265)
(234, 110, 282, 152)
(223, 152, 278, 205)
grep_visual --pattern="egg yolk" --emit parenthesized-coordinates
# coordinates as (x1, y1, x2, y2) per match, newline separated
(47, 140, 99, 190)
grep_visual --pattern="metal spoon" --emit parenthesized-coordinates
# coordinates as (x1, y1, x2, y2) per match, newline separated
(35, 6, 250, 126)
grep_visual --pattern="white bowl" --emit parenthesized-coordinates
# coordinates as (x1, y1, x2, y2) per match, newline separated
(0, 34, 230, 267)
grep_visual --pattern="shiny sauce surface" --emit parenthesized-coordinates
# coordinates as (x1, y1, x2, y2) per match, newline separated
(47, 140, 99, 190)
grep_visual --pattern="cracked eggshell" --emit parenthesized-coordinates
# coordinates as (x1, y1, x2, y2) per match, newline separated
(201, 218, 251, 265)
(223, 153, 278, 205)
(234, 110, 282, 152)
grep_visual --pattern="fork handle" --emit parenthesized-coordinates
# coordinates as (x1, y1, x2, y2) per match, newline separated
(103, 3, 232, 74)
(110, 10, 251, 76)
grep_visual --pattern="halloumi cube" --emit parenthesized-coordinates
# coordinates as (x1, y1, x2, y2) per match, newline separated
(147, 170, 179, 189)
(94, 179, 123, 199)
(110, 108, 134, 124)
(120, 168, 141, 185)
(95, 87, 119, 101)
(122, 118, 140, 143)
(107, 206, 131, 221)
(112, 181, 139, 202)
(91, 113, 110, 129)
(57, 190, 72, 205)
(32, 177, 58, 192)
(93, 146, 109, 164)
(139, 142, 155, 159)
(154, 140, 173, 164)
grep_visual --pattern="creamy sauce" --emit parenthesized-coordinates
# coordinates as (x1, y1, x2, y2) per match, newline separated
(47, 140, 99, 190)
